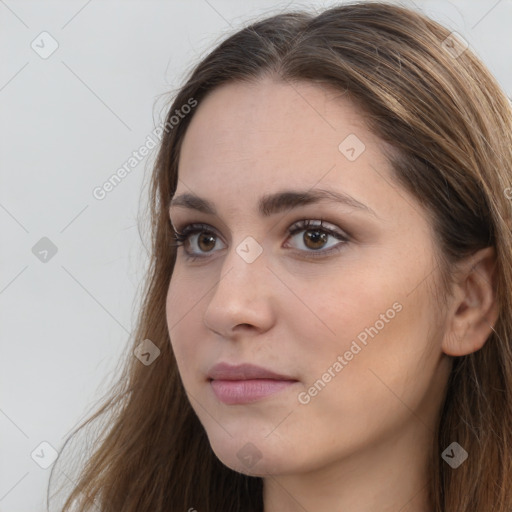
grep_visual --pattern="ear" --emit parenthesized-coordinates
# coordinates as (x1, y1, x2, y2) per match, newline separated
(442, 247, 499, 357)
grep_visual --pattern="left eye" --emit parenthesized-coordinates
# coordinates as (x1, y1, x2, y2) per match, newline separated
(285, 220, 348, 255)
(171, 219, 349, 260)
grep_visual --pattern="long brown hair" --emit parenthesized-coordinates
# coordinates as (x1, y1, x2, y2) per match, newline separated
(49, 2, 512, 510)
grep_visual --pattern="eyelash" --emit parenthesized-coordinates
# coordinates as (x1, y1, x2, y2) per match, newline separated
(170, 219, 350, 262)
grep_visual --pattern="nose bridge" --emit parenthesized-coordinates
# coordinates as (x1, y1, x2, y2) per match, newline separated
(203, 233, 271, 333)
(217, 234, 266, 293)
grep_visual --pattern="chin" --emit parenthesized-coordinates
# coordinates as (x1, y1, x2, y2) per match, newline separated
(207, 434, 291, 476)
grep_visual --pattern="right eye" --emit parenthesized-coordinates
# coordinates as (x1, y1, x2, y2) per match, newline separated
(171, 223, 225, 261)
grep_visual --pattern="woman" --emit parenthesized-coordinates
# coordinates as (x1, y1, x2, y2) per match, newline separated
(50, 2, 512, 511)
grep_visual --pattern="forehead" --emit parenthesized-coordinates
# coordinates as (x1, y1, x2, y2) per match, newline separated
(179, 78, 373, 171)
(175, 78, 397, 218)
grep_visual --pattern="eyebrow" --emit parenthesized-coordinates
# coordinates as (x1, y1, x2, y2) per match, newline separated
(169, 188, 377, 218)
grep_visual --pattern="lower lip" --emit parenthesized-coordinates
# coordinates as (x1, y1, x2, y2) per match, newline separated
(210, 379, 297, 404)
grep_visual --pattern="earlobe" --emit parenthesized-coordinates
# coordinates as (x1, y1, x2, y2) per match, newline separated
(442, 247, 499, 357)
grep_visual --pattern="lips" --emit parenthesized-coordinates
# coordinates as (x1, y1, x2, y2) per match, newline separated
(207, 362, 298, 404)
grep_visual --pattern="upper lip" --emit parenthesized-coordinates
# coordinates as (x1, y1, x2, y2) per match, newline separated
(207, 362, 297, 381)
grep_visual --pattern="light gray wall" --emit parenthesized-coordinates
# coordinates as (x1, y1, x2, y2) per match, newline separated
(1, 1, 510, 510)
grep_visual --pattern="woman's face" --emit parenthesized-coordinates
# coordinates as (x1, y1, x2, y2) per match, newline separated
(166, 77, 453, 476)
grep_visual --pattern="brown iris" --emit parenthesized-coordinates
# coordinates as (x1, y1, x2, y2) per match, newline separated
(197, 232, 216, 253)
(303, 229, 328, 250)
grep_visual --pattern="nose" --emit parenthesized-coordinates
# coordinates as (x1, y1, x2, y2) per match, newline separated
(202, 238, 276, 339)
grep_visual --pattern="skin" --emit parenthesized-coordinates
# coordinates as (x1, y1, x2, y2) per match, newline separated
(166, 77, 497, 512)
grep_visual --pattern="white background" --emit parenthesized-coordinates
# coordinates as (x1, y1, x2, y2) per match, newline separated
(1, 0, 511, 510)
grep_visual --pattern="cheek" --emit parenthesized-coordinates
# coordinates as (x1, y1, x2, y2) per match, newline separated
(297, 275, 439, 420)
(287, 269, 402, 360)
(291, 251, 440, 403)
(166, 277, 203, 384)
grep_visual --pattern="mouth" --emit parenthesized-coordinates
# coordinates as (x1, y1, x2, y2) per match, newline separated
(207, 362, 299, 404)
